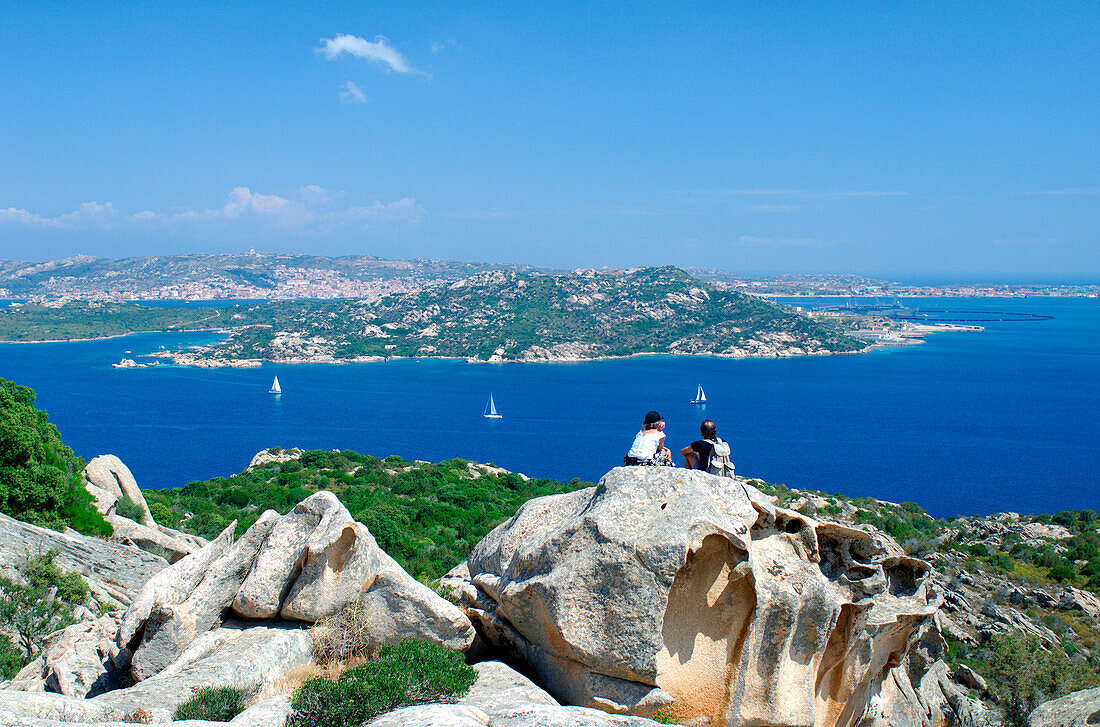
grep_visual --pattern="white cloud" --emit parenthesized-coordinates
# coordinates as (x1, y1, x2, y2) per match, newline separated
(339, 80, 369, 104)
(0, 188, 424, 237)
(0, 201, 117, 230)
(318, 34, 417, 74)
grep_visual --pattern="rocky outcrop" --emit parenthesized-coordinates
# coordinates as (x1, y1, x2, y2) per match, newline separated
(104, 513, 206, 563)
(0, 512, 166, 608)
(1029, 687, 1100, 727)
(370, 660, 663, 727)
(0, 623, 309, 725)
(7, 614, 127, 698)
(121, 490, 474, 681)
(247, 447, 303, 470)
(450, 467, 940, 727)
(81, 455, 155, 527)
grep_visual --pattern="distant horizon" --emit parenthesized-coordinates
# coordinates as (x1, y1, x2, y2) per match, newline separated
(0, 251, 1096, 288)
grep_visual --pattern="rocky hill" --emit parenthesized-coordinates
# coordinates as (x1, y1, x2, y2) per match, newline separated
(0, 252, 543, 298)
(166, 266, 863, 364)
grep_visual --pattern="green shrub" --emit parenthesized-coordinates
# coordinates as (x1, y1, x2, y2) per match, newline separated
(0, 634, 25, 679)
(289, 640, 477, 727)
(147, 501, 177, 528)
(23, 550, 89, 604)
(0, 378, 111, 536)
(173, 686, 256, 721)
(987, 633, 1100, 727)
(113, 495, 146, 522)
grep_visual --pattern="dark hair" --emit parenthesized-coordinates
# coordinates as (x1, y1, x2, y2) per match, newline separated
(700, 419, 716, 438)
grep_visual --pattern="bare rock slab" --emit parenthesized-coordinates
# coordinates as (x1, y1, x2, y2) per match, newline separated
(0, 512, 166, 608)
(1029, 687, 1100, 727)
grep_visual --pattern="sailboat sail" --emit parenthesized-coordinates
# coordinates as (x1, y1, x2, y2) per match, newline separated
(269, 376, 282, 394)
(691, 384, 706, 404)
(483, 393, 502, 419)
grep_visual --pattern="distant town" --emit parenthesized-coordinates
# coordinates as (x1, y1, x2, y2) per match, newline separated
(0, 254, 1095, 304)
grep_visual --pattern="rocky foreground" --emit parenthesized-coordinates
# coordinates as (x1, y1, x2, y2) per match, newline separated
(0, 458, 1096, 726)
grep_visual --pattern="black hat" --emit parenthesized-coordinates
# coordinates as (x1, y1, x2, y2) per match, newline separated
(643, 410, 663, 425)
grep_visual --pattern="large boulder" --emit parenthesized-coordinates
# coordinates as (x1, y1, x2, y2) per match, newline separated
(451, 467, 941, 727)
(0, 512, 166, 608)
(7, 614, 127, 698)
(369, 660, 663, 727)
(105, 513, 206, 563)
(121, 491, 474, 682)
(81, 455, 155, 528)
(1029, 687, 1100, 727)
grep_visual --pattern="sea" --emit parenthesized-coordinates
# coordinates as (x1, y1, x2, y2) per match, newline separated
(0, 297, 1096, 518)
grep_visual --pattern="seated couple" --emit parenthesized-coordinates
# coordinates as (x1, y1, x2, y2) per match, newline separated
(624, 411, 734, 477)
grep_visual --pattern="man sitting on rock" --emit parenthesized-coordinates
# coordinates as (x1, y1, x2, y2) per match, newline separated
(681, 419, 734, 477)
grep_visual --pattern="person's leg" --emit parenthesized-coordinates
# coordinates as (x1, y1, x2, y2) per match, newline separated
(683, 452, 698, 469)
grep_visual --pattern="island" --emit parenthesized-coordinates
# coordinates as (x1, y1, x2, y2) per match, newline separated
(0, 266, 869, 363)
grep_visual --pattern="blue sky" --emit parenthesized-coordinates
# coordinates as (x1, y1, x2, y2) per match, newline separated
(1, 2, 1097, 279)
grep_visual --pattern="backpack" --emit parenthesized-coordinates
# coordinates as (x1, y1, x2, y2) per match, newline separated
(704, 438, 734, 478)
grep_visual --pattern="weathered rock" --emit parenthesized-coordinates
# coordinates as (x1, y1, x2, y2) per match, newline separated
(232, 492, 337, 618)
(355, 567, 478, 652)
(82, 455, 155, 527)
(953, 664, 988, 693)
(95, 621, 312, 722)
(247, 447, 303, 470)
(116, 489, 475, 684)
(130, 511, 279, 680)
(456, 468, 940, 726)
(1029, 687, 1100, 727)
(1059, 588, 1100, 620)
(369, 660, 663, 727)
(105, 514, 204, 563)
(277, 509, 386, 621)
(0, 512, 166, 608)
(117, 521, 236, 650)
(7, 614, 126, 698)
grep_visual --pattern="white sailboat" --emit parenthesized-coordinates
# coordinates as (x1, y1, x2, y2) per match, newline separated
(269, 376, 282, 395)
(691, 384, 706, 405)
(483, 392, 502, 419)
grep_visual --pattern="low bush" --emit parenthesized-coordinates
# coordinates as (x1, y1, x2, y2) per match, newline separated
(173, 685, 256, 722)
(311, 596, 375, 665)
(0, 634, 25, 679)
(289, 640, 477, 727)
(113, 495, 146, 522)
(986, 633, 1100, 727)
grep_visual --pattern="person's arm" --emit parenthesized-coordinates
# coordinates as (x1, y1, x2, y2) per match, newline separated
(680, 444, 694, 456)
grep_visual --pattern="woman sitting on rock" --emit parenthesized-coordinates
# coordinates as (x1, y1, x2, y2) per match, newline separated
(624, 410, 673, 466)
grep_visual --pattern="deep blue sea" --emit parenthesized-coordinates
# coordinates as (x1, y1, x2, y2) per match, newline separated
(0, 297, 1096, 517)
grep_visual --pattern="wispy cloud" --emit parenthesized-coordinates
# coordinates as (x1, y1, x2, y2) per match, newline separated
(339, 80, 369, 105)
(318, 34, 418, 74)
(0, 187, 423, 236)
(1011, 187, 1100, 196)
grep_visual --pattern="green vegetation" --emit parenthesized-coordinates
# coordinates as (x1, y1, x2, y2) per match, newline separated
(946, 633, 1100, 727)
(289, 640, 477, 727)
(0, 301, 219, 341)
(144, 450, 587, 580)
(0, 635, 24, 680)
(0, 377, 110, 536)
(173, 686, 256, 722)
(113, 494, 146, 522)
(0, 550, 89, 660)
